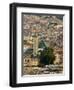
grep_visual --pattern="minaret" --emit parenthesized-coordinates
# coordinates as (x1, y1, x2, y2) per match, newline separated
(32, 30, 39, 56)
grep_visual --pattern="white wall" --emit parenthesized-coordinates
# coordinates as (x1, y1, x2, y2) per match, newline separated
(0, 0, 74, 89)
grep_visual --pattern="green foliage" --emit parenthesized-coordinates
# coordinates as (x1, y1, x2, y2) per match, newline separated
(39, 47, 55, 66)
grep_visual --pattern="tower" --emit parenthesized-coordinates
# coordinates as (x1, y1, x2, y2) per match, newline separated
(32, 33, 39, 56)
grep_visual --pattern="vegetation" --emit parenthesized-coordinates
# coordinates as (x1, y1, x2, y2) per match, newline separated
(39, 47, 55, 66)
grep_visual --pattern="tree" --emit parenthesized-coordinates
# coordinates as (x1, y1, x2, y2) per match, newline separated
(39, 47, 55, 66)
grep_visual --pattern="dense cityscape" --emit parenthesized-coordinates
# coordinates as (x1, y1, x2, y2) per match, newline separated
(22, 14, 63, 75)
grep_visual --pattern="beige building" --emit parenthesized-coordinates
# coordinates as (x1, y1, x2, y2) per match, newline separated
(23, 57, 39, 67)
(23, 55, 39, 75)
(54, 47, 63, 64)
(54, 53, 60, 64)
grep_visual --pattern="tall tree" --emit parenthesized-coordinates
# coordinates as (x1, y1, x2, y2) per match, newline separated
(39, 47, 55, 66)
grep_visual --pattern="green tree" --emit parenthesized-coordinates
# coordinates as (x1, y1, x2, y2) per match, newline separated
(39, 47, 55, 66)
